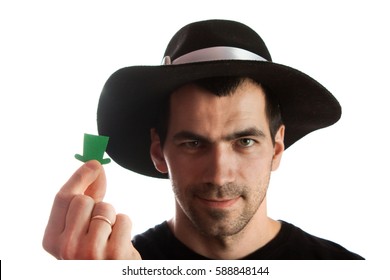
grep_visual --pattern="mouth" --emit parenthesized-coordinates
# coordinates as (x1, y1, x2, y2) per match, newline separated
(196, 196, 240, 209)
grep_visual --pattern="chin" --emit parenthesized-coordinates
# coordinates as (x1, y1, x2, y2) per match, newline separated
(192, 211, 251, 238)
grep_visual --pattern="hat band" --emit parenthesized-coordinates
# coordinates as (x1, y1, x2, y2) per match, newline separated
(162, 46, 267, 65)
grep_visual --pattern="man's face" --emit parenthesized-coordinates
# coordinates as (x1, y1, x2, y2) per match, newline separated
(151, 80, 284, 238)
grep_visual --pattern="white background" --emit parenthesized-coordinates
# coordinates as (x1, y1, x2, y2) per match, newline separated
(1, 0, 389, 277)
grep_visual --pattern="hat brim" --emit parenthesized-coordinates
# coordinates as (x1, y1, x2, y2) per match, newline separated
(74, 154, 111, 165)
(97, 60, 341, 178)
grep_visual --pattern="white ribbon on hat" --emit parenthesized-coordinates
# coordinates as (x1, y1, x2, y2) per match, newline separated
(162, 46, 267, 65)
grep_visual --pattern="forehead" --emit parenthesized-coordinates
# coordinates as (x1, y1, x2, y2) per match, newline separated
(167, 80, 268, 134)
(170, 79, 266, 110)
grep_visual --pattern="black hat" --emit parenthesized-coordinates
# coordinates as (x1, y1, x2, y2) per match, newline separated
(97, 19, 341, 178)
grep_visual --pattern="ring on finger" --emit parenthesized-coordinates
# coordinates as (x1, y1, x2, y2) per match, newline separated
(91, 215, 112, 227)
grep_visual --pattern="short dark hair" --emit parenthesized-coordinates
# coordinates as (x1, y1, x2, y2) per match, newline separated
(155, 76, 283, 147)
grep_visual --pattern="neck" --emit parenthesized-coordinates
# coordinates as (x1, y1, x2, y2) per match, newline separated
(168, 198, 281, 259)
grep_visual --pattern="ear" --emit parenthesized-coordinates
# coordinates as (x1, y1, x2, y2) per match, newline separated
(271, 125, 285, 171)
(150, 128, 168, 174)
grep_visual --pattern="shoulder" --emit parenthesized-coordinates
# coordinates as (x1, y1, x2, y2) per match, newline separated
(132, 221, 172, 259)
(276, 221, 364, 260)
(132, 221, 207, 260)
(132, 221, 171, 243)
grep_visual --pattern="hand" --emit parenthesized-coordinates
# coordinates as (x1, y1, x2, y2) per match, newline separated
(42, 160, 141, 259)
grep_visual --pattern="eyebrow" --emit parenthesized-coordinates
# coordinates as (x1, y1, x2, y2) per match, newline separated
(173, 127, 266, 143)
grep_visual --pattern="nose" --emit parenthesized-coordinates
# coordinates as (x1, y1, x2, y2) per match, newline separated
(202, 144, 235, 186)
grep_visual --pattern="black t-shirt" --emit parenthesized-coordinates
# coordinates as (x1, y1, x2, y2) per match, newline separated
(132, 220, 364, 260)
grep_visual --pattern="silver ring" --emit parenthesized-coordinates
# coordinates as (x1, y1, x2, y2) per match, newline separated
(91, 215, 112, 227)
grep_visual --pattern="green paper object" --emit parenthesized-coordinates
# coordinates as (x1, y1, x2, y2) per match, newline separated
(75, 133, 111, 164)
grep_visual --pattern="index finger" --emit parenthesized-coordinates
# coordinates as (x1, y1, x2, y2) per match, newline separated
(44, 160, 106, 236)
(61, 160, 106, 201)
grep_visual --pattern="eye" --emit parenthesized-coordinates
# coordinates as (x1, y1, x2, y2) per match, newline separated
(183, 140, 201, 149)
(237, 138, 255, 147)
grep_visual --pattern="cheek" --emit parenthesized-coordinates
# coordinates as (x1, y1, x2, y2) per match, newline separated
(164, 154, 200, 185)
(236, 152, 273, 178)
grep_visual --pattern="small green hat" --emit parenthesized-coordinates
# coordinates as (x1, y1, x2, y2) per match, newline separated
(75, 133, 111, 164)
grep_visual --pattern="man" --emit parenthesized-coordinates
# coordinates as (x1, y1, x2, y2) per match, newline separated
(43, 20, 363, 259)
